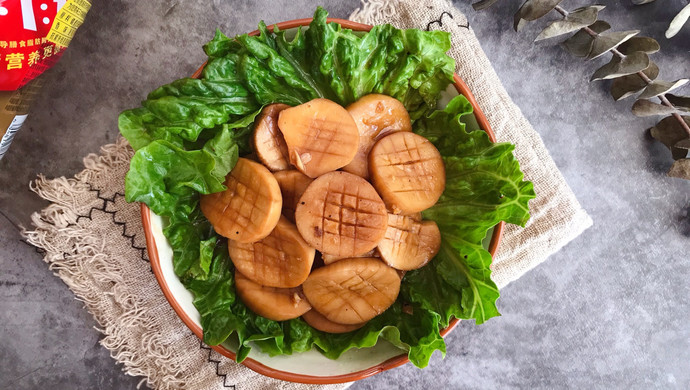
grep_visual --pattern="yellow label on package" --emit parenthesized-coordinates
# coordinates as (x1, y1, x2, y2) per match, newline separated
(46, 0, 92, 48)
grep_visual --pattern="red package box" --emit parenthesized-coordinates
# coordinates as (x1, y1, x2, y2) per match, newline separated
(1, 0, 91, 159)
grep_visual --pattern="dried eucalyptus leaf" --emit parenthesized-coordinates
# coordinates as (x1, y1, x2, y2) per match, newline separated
(514, 16, 530, 32)
(562, 20, 611, 57)
(666, 94, 690, 110)
(632, 99, 681, 117)
(632, 0, 658, 4)
(666, 4, 690, 38)
(610, 62, 659, 101)
(562, 34, 594, 57)
(534, 5, 604, 42)
(519, 0, 563, 20)
(590, 52, 649, 81)
(617, 37, 660, 55)
(638, 79, 690, 100)
(473, 0, 501, 11)
(576, 5, 606, 12)
(535, 6, 603, 41)
(650, 115, 690, 154)
(514, 0, 563, 30)
(672, 147, 688, 160)
(589, 20, 611, 32)
(675, 139, 690, 150)
(667, 159, 690, 179)
(588, 30, 639, 60)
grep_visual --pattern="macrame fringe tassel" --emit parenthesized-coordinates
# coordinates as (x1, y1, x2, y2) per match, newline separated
(22, 137, 190, 389)
(350, 0, 400, 26)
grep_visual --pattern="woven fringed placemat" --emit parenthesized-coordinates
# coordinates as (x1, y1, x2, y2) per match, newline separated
(22, 0, 591, 388)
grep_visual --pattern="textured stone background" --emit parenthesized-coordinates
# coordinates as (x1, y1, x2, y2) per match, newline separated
(1, 0, 688, 388)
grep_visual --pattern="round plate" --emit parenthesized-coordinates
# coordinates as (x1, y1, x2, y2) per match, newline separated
(141, 17, 504, 384)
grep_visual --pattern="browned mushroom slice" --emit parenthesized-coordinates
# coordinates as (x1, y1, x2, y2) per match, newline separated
(228, 216, 315, 288)
(302, 309, 366, 334)
(277, 98, 359, 178)
(234, 271, 311, 321)
(253, 103, 291, 171)
(377, 214, 441, 271)
(295, 171, 388, 257)
(342, 94, 412, 179)
(321, 249, 377, 265)
(200, 157, 282, 243)
(407, 212, 422, 221)
(369, 132, 445, 214)
(302, 257, 400, 325)
(273, 170, 313, 223)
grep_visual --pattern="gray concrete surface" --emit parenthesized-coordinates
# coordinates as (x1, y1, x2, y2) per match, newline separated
(1, 0, 688, 388)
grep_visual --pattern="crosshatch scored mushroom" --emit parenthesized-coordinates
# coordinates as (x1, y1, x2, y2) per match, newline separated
(295, 171, 389, 258)
(369, 131, 445, 214)
(342, 94, 413, 179)
(228, 216, 315, 288)
(202, 95, 446, 332)
(278, 98, 360, 178)
(200, 157, 282, 243)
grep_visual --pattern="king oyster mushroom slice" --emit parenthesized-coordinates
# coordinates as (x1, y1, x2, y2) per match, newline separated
(295, 171, 388, 258)
(302, 309, 366, 334)
(227, 216, 315, 288)
(234, 271, 311, 321)
(342, 94, 412, 179)
(200, 157, 282, 243)
(253, 103, 292, 172)
(302, 257, 400, 325)
(273, 170, 313, 223)
(321, 249, 377, 265)
(369, 132, 445, 214)
(277, 98, 359, 178)
(377, 214, 441, 271)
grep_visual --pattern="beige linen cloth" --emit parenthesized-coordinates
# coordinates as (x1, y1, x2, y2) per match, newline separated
(22, 0, 592, 388)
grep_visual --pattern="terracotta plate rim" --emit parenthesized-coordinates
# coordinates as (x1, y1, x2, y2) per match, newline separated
(141, 16, 505, 385)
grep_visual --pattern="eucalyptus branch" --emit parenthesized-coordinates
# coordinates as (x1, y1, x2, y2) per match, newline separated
(660, 100, 690, 138)
(474, 0, 690, 179)
(554, 5, 690, 139)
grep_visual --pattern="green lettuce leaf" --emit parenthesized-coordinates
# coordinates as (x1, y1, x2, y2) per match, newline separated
(203, 110, 262, 178)
(163, 206, 213, 278)
(410, 95, 535, 324)
(124, 141, 225, 217)
(125, 107, 261, 279)
(119, 6, 534, 369)
(119, 75, 259, 151)
(124, 107, 261, 218)
(200, 7, 455, 116)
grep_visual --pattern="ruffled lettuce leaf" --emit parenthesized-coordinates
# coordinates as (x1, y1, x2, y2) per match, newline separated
(124, 141, 225, 217)
(119, 6, 534, 369)
(409, 95, 535, 325)
(125, 109, 261, 279)
(201, 7, 454, 118)
(119, 70, 259, 151)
